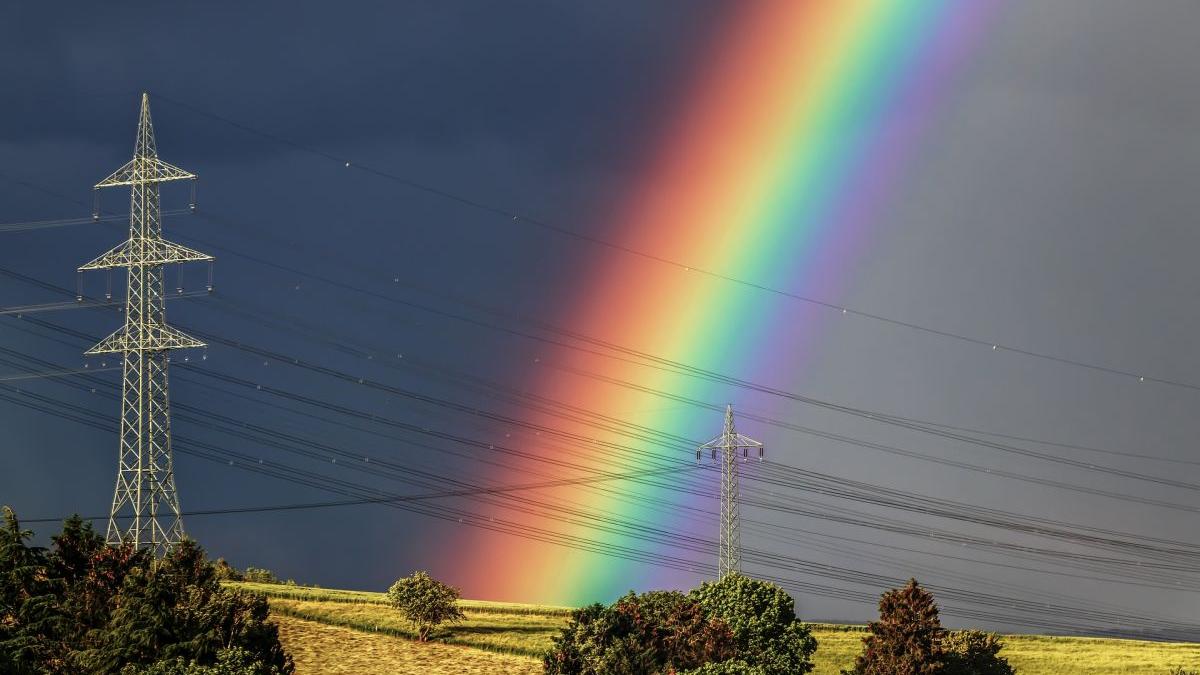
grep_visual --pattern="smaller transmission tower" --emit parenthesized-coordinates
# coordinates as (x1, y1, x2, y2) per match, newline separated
(698, 405, 763, 578)
(80, 92, 211, 556)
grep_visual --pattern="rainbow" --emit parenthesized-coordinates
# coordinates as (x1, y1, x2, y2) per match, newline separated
(442, 1, 998, 606)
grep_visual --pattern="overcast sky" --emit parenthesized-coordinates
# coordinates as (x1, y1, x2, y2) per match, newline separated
(3, 1, 1200, 638)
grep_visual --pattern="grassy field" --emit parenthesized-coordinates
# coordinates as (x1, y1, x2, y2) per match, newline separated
(231, 582, 1200, 674)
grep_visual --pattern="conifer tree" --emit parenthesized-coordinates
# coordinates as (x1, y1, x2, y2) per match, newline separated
(844, 579, 945, 675)
(0, 506, 61, 673)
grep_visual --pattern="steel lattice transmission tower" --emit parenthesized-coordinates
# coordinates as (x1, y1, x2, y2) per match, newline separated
(80, 92, 211, 556)
(698, 405, 763, 578)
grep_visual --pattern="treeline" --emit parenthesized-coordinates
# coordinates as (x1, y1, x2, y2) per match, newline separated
(0, 507, 292, 675)
(211, 560, 299, 587)
(541, 575, 1015, 675)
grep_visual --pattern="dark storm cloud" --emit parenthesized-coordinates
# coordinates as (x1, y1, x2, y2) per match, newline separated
(1, 2, 724, 171)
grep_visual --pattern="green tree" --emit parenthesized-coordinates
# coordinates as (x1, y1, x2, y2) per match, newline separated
(49, 515, 107, 584)
(0, 508, 292, 674)
(0, 506, 64, 673)
(80, 540, 292, 673)
(544, 603, 603, 674)
(682, 661, 767, 675)
(844, 579, 945, 675)
(941, 631, 1014, 675)
(386, 570, 466, 641)
(211, 559, 243, 582)
(543, 590, 736, 675)
(47, 518, 150, 674)
(241, 568, 279, 584)
(689, 574, 818, 675)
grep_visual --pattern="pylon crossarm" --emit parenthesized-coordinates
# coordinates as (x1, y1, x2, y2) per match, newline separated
(85, 323, 205, 355)
(729, 433, 764, 448)
(79, 238, 214, 271)
(699, 435, 763, 451)
(95, 157, 195, 189)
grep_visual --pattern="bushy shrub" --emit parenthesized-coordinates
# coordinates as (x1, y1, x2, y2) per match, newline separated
(82, 541, 291, 673)
(0, 507, 292, 674)
(386, 570, 466, 641)
(543, 590, 736, 675)
(241, 568, 279, 584)
(211, 559, 243, 582)
(690, 574, 817, 675)
(544, 575, 814, 675)
(843, 579, 944, 675)
(942, 630, 1014, 675)
(681, 660, 767, 675)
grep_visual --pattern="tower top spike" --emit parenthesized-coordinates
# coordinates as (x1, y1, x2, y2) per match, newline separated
(94, 93, 193, 191)
(135, 91, 158, 159)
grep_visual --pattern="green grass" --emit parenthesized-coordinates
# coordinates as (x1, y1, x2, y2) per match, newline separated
(984, 633, 1200, 675)
(227, 581, 574, 615)
(810, 627, 1200, 674)
(232, 582, 1200, 674)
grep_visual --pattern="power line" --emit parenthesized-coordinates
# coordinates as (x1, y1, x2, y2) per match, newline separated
(163, 211, 1200, 471)
(149, 93, 1200, 393)
(18, 464, 697, 526)
(4, 331, 1195, 634)
(13, 293, 1200, 560)
(4, 283, 1185, 629)
(3, 378, 1192, 637)
(4, 157, 1195, 629)
(3, 172, 1181, 476)
(16, 273, 1200, 578)
(0, 290, 207, 317)
(0, 366, 119, 382)
(196, 270, 1200, 475)
(0, 208, 191, 234)
(4, 326, 1195, 593)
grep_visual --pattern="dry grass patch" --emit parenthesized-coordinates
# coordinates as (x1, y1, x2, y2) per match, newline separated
(267, 596, 564, 656)
(275, 613, 540, 675)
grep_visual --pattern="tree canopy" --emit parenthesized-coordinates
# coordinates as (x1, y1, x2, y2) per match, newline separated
(386, 570, 467, 641)
(544, 574, 816, 675)
(0, 506, 292, 674)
